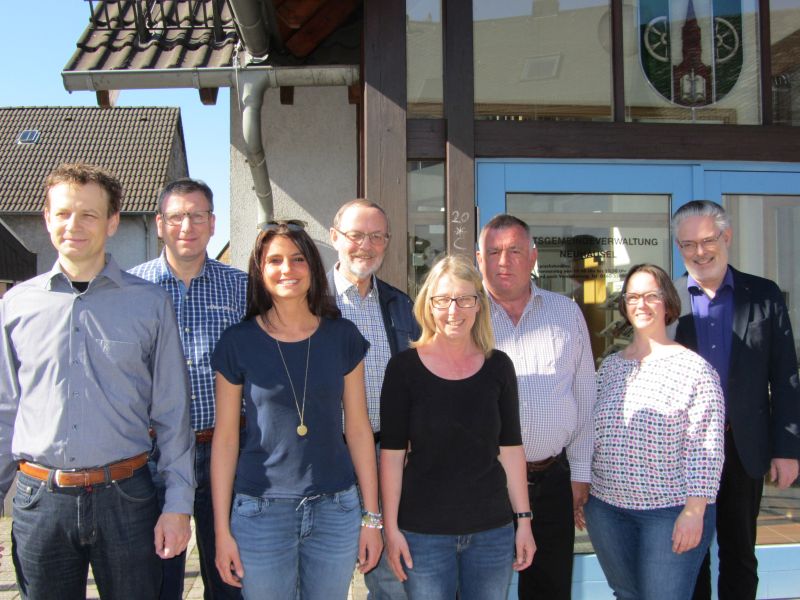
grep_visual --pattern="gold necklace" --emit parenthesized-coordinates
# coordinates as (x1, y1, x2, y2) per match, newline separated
(275, 336, 311, 436)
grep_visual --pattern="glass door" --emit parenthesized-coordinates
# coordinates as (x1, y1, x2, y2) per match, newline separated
(477, 160, 800, 600)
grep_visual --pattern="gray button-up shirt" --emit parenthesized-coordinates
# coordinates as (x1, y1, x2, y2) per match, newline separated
(0, 256, 195, 513)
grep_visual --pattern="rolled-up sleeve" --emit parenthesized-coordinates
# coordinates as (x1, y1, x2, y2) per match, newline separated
(149, 294, 196, 514)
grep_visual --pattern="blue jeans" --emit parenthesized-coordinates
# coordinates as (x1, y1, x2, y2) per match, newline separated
(585, 495, 716, 600)
(150, 441, 242, 600)
(401, 523, 514, 600)
(11, 467, 161, 600)
(230, 485, 361, 600)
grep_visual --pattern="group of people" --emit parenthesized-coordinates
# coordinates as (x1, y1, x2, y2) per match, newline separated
(0, 162, 798, 600)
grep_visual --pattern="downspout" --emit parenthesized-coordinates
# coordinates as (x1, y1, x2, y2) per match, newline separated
(236, 68, 273, 227)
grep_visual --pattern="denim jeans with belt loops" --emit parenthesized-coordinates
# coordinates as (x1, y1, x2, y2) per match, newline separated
(230, 484, 361, 600)
(585, 495, 716, 600)
(11, 467, 161, 600)
(400, 522, 514, 600)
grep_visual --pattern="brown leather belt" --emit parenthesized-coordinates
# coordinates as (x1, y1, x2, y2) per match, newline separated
(195, 428, 214, 444)
(19, 453, 149, 487)
(526, 449, 566, 473)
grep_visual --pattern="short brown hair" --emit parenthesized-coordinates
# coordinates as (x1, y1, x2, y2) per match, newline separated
(44, 163, 123, 216)
(617, 263, 681, 326)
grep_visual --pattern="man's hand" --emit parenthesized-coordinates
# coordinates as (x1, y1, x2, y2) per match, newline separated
(769, 458, 799, 489)
(154, 512, 191, 559)
(571, 481, 590, 531)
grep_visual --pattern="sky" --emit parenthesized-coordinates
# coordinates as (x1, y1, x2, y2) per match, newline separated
(1, 0, 231, 257)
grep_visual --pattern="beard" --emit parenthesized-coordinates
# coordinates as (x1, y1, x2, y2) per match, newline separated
(341, 253, 384, 281)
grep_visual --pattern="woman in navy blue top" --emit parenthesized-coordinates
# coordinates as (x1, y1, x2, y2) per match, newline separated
(210, 221, 382, 599)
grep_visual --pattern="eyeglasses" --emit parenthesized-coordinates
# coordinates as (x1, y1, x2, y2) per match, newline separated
(430, 295, 479, 309)
(334, 228, 390, 247)
(676, 230, 724, 253)
(161, 210, 212, 226)
(622, 291, 664, 305)
(262, 219, 306, 232)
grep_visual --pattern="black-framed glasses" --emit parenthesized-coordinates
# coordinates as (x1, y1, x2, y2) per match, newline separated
(161, 210, 212, 226)
(676, 230, 724, 253)
(334, 228, 390, 247)
(261, 219, 307, 232)
(430, 295, 479, 309)
(622, 290, 664, 305)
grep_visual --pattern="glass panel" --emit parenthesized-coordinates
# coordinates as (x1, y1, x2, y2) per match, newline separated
(724, 194, 800, 545)
(408, 161, 446, 297)
(624, 0, 761, 123)
(473, 0, 613, 122)
(772, 0, 800, 125)
(506, 193, 671, 367)
(407, 0, 444, 118)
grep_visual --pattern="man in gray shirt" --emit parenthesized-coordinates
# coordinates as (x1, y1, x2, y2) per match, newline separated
(0, 163, 195, 599)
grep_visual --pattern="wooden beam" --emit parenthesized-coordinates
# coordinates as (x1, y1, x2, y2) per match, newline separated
(443, 0, 475, 256)
(759, 0, 773, 124)
(199, 87, 219, 105)
(362, 0, 407, 290)
(280, 86, 295, 105)
(277, 0, 325, 29)
(96, 90, 119, 108)
(611, 0, 625, 121)
(285, 0, 360, 58)
(407, 119, 446, 159)
(348, 83, 361, 105)
(474, 120, 800, 162)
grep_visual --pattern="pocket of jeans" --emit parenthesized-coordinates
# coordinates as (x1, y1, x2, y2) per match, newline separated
(232, 493, 265, 517)
(13, 479, 45, 510)
(112, 475, 157, 503)
(332, 486, 360, 513)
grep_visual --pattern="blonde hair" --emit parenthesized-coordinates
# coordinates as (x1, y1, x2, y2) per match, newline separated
(411, 255, 495, 357)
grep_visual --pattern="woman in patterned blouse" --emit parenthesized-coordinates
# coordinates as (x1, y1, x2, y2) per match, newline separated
(584, 263, 725, 600)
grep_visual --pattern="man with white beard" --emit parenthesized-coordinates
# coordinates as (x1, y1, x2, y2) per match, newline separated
(328, 199, 418, 599)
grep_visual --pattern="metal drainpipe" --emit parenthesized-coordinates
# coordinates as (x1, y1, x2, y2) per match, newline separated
(236, 68, 273, 228)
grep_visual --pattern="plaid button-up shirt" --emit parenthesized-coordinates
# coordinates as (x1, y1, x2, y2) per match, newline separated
(130, 253, 248, 431)
(332, 267, 392, 433)
(488, 285, 596, 482)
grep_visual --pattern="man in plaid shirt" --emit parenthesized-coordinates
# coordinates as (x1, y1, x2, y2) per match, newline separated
(131, 178, 247, 600)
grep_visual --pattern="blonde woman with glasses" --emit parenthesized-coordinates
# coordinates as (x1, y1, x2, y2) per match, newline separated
(380, 255, 535, 599)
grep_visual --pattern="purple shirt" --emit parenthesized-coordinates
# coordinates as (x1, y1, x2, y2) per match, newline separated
(687, 267, 734, 396)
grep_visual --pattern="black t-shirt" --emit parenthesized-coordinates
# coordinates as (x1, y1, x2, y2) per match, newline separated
(380, 348, 522, 534)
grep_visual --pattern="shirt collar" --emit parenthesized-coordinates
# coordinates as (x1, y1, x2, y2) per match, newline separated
(333, 264, 379, 300)
(487, 281, 539, 319)
(157, 250, 210, 284)
(687, 266, 734, 295)
(44, 254, 126, 290)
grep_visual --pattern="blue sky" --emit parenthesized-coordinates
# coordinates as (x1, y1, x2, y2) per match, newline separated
(1, 0, 231, 257)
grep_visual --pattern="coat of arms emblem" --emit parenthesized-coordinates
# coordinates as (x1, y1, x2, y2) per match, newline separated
(640, 0, 743, 106)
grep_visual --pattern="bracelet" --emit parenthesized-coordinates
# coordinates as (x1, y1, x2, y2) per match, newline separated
(361, 510, 384, 529)
(514, 511, 533, 520)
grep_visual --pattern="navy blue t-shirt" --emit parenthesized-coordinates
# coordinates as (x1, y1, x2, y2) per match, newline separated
(211, 317, 369, 497)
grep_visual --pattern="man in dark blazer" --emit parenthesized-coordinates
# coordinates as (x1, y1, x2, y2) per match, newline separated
(670, 200, 800, 600)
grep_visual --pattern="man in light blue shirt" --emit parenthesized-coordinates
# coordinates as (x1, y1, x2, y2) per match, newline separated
(131, 178, 247, 600)
(0, 163, 194, 599)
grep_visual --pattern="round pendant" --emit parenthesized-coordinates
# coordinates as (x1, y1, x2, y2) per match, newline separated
(296, 424, 308, 436)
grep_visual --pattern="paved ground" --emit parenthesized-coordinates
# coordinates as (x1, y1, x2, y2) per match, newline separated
(0, 517, 368, 599)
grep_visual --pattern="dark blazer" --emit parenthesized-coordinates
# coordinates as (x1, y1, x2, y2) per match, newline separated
(326, 269, 420, 358)
(673, 267, 800, 478)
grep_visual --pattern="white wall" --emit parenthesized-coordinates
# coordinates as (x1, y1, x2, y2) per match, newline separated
(1, 214, 159, 275)
(229, 86, 358, 271)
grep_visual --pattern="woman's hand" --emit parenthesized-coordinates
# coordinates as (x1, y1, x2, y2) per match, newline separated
(513, 520, 536, 571)
(384, 528, 413, 582)
(672, 498, 706, 554)
(215, 531, 244, 588)
(358, 526, 384, 574)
